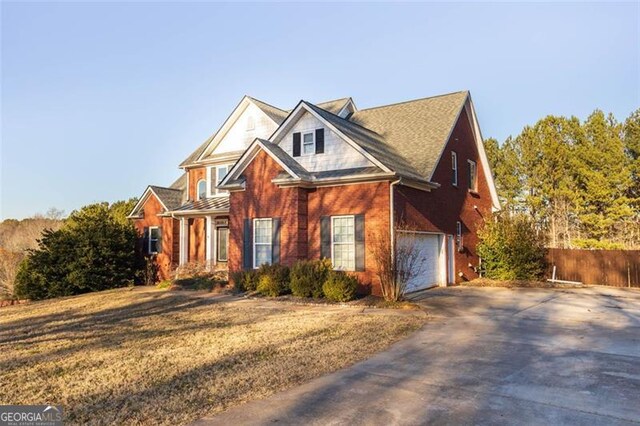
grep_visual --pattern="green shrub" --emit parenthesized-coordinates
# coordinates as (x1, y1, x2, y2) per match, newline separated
(230, 270, 259, 292)
(290, 259, 332, 298)
(322, 271, 359, 302)
(477, 213, 547, 280)
(156, 280, 172, 290)
(173, 277, 214, 290)
(256, 264, 290, 297)
(14, 202, 142, 301)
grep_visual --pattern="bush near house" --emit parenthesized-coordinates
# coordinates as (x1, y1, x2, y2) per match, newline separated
(322, 271, 359, 302)
(231, 260, 360, 302)
(256, 263, 290, 297)
(290, 259, 332, 298)
(477, 213, 547, 280)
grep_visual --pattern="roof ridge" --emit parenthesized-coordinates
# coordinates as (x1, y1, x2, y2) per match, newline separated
(247, 96, 287, 113)
(150, 185, 182, 192)
(357, 90, 469, 112)
(303, 101, 383, 139)
(316, 97, 350, 106)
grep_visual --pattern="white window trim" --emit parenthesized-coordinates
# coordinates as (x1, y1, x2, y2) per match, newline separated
(196, 179, 207, 200)
(207, 164, 231, 197)
(301, 130, 315, 156)
(331, 215, 356, 272)
(253, 218, 273, 269)
(148, 226, 159, 254)
(468, 160, 477, 192)
(452, 151, 458, 187)
(246, 115, 255, 132)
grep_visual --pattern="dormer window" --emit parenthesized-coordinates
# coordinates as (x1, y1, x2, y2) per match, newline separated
(302, 132, 315, 155)
(197, 180, 207, 200)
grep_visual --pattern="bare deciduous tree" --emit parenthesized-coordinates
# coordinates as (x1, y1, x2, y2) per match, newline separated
(370, 225, 425, 302)
(0, 249, 24, 300)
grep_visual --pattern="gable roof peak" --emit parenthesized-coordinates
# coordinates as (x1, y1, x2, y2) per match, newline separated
(358, 90, 469, 112)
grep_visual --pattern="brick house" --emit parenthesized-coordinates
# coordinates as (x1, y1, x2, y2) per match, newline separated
(128, 91, 500, 293)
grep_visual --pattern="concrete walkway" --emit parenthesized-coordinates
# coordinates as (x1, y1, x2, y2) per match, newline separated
(194, 286, 640, 425)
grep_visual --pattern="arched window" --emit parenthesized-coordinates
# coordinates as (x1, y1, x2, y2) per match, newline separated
(197, 179, 207, 200)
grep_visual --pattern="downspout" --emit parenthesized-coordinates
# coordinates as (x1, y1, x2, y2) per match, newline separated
(389, 179, 401, 262)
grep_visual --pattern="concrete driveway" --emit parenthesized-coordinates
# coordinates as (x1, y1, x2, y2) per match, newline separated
(194, 286, 640, 425)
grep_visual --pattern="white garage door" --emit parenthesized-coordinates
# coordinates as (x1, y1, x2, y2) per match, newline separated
(399, 233, 446, 293)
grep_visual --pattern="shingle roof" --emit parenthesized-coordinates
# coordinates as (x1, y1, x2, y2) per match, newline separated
(257, 139, 312, 180)
(350, 91, 469, 181)
(249, 97, 289, 124)
(149, 186, 183, 210)
(315, 98, 351, 115)
(170, 197, 230, 213)
(274, 166, 386, 182)
(304, 102, 429, 183)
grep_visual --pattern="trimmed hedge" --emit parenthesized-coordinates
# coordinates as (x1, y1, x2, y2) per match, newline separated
(322, 271, 358, 302)
(290, 259, 332, 298)
(256, 264, 290, 297)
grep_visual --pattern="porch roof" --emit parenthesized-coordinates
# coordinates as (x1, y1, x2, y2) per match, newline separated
(167, 196, 230, 215)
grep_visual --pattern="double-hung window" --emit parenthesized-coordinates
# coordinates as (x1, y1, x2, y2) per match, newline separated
(253, 218, 272, 268)
(302, 131, 315, 155)
(451, 151, 458, 186)
(468, 160, 477, 192)
(149, 226, 160, 254)
(216, 165, 229, 195)
(332, 216, 355, 271)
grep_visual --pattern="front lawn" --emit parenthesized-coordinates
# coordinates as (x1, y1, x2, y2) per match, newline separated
(0, 288, 424, 425)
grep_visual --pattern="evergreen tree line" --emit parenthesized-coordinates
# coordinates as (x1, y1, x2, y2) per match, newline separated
(13, 199, 144, 300)
(485, 108, 640, 249)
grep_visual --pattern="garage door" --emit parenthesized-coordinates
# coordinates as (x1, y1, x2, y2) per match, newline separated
(398, 233, 445, 293)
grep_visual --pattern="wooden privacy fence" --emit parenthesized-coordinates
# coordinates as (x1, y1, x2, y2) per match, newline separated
(546, 248, 640, 287)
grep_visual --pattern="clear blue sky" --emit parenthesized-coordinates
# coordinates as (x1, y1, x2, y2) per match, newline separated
(1, 1, 638, 220)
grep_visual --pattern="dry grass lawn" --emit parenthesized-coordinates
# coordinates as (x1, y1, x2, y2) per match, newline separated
(0, 287, 425, 425)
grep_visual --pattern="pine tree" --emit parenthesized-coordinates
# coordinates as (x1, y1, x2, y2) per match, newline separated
(574, 111, 634, 245)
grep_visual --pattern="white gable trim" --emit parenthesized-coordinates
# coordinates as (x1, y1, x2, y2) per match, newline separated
(336, 98, 357, 118)
(467, 97, 501, 211)
(194, 96, 284, 164)
(219, 139, 301, 187)
(127, 186, 169, 218)
(269, 102, 392, 173)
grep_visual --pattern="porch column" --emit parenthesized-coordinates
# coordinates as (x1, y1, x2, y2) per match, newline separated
(179, 217, 188, 265)
(205, 216, 215, 268)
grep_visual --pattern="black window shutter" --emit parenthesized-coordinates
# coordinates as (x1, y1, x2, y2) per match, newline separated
(315, 128, 325, 154)
(272, 218, 281, 264)
(156, 227, 163, 253)
(293, 132, 301, 157)
(355, 215, 365, 272)
(143, 227, 149, 254)
(243, 219, 253, 269)
(320, 216, 331, 261)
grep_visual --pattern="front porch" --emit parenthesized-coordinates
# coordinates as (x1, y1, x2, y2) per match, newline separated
(168, 196, 231, 272)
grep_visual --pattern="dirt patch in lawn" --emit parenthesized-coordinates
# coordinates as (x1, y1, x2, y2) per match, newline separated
(0, 287, 424, 425)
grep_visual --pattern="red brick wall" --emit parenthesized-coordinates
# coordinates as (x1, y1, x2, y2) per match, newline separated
(188, 218, 206, 263)
(187, 167, 207, 201)
(307, 182, 390, 294)
(229, 149, 391, 295)
(394, 107, 492, 282)
(132, 193, 177, 281)
(229, 151, 306, 273)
